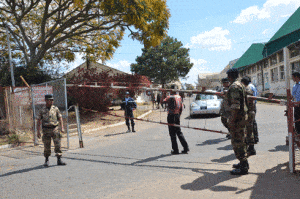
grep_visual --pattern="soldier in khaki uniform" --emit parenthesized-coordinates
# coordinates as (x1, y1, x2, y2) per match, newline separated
(226, 69, 249, 175)
(220, 77, 231, 139)
(241, 76, 256, 156)
(37, 94, 66, 167)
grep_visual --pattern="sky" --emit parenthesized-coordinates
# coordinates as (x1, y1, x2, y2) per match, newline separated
(68, 0, 300, 86)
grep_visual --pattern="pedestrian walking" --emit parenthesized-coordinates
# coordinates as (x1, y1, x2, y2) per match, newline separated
(241, 76, 256, 156)
(37, 94, 66, 167)
(121, 91, 137, 133)
(163, 86, 189, 155)
(292, 72, 300, 136)
(156, 92, 161, 109)
(220, 77, 231, 139)
(226, 69, 249, 175)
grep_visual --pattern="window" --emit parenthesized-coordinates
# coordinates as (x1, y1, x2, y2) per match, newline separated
(247, 68, 251, 75)
(264, 72, 270, 90)
(270, 55, 277, 65)
(252, 66, 256, 73)
(257, 73, 262, 85)
(264, 60, 268, 68)
(279, 66, 285, 80)
(291, 61, 300, 73)
(271, 67, 278, 82)
(290, 46, 300, 58)
(278, 51, 284, 62)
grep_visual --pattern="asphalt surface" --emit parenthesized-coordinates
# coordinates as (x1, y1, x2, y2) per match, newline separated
(1, 100, 300, 199)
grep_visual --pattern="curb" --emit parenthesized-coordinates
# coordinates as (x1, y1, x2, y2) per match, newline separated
(0, 144, 14, 149)
(70, 110, 153, 135)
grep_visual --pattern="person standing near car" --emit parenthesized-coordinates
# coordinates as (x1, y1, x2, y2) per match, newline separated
(241, 76, 256, 156)
(37, 94, 66, 167)
(163, 85, 189, 155)
(121, 91, 137, 133)
(220, 77, 231, 139)
(226, 68, 249, 175)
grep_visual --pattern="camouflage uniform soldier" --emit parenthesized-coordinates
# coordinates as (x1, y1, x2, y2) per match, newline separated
(220, 77, 231, 139)
(241, 76, 256, 156)
(226, 69, 249, 175)
(37, 94, 66, 167)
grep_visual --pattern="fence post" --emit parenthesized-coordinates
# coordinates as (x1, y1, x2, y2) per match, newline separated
(75, 104, 84, 148)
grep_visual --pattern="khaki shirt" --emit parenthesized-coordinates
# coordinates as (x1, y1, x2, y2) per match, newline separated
(227, 80, 248, 115)
(220, 89, 231, 118)
(38, 105, 62, 127)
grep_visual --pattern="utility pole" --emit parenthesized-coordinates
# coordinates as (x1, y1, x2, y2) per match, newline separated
(6, 25, 15, 87)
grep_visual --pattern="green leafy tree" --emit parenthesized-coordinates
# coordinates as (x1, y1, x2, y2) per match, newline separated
(184, 83, 195, 90)
(0, 0, 170, 71)
(131, 36, 193, 88)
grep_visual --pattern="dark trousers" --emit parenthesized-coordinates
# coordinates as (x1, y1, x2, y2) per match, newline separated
(294, 106, 300, 135)
(125, 111, 135, 127)
(167, 114, 189, 152)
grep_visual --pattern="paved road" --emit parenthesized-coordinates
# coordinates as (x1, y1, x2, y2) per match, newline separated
(1, 101, 300, 199)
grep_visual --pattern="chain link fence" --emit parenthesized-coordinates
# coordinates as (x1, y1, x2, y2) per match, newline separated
(31, 78, 70, 148)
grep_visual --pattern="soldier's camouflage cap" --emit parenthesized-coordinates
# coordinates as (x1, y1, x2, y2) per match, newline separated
(45, 94, 54, 100)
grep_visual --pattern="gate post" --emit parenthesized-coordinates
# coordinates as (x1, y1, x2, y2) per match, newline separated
(287, 89, 295, 173)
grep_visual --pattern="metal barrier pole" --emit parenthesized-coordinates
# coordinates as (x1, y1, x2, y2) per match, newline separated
(287, 89, 295, 173)
(75, 104, 84, 148)
(64, 78, 70, 149)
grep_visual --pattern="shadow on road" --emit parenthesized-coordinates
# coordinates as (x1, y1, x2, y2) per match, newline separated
(0, 164, 57, 178)
(185, 114, 220, 120)
(217, 144, 233, 151)
(181, 162, 300, 198)
(211, 153, 236, 163)
(196, 138, 228, 146)
(268, 145, 289, 152)
(181, 169, 239, 191)
(130, 154, 172, 165)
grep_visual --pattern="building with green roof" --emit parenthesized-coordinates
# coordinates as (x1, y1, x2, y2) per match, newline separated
(232, 43, 265, 70)
(229, 7, 300, 97)
(263, 6, 300, 57)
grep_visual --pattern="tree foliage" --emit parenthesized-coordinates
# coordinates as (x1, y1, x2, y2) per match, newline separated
(130, 36, 193, 88)
(0, 62, 53, 86)
(0, 0, 170, 71)
(67, 67, 151, 111)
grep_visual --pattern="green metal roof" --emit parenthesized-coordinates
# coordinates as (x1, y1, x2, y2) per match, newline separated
(268, 7, 300, 43)
(263, 6, 300, 57)
(232, 43, 265, 69)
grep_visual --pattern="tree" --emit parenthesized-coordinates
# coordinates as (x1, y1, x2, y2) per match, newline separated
(0, 0, 170, 71)
(130, 36, 193, 88)
(184, 83, 195, 90)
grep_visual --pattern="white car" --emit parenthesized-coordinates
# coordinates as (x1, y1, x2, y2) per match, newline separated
(190, 92, 222, 117)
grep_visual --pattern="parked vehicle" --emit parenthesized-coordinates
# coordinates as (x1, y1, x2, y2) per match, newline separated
(190, 91, 222, 117)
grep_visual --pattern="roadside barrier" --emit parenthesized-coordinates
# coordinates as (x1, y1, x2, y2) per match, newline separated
(68, 83, 299, 173)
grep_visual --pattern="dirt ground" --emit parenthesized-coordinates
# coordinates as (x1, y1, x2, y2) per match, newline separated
(0, 105, 151, 146)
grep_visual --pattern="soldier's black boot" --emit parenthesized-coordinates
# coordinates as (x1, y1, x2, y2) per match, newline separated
(131, 124, 136, 132)
(230, 160, 249, 175)
(57, 157, 66, 166)
(43, 157, 49, 167)
(247, 145, 256, 156)
(126, 125, 131, 133)
(232, 163, 240, 169)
